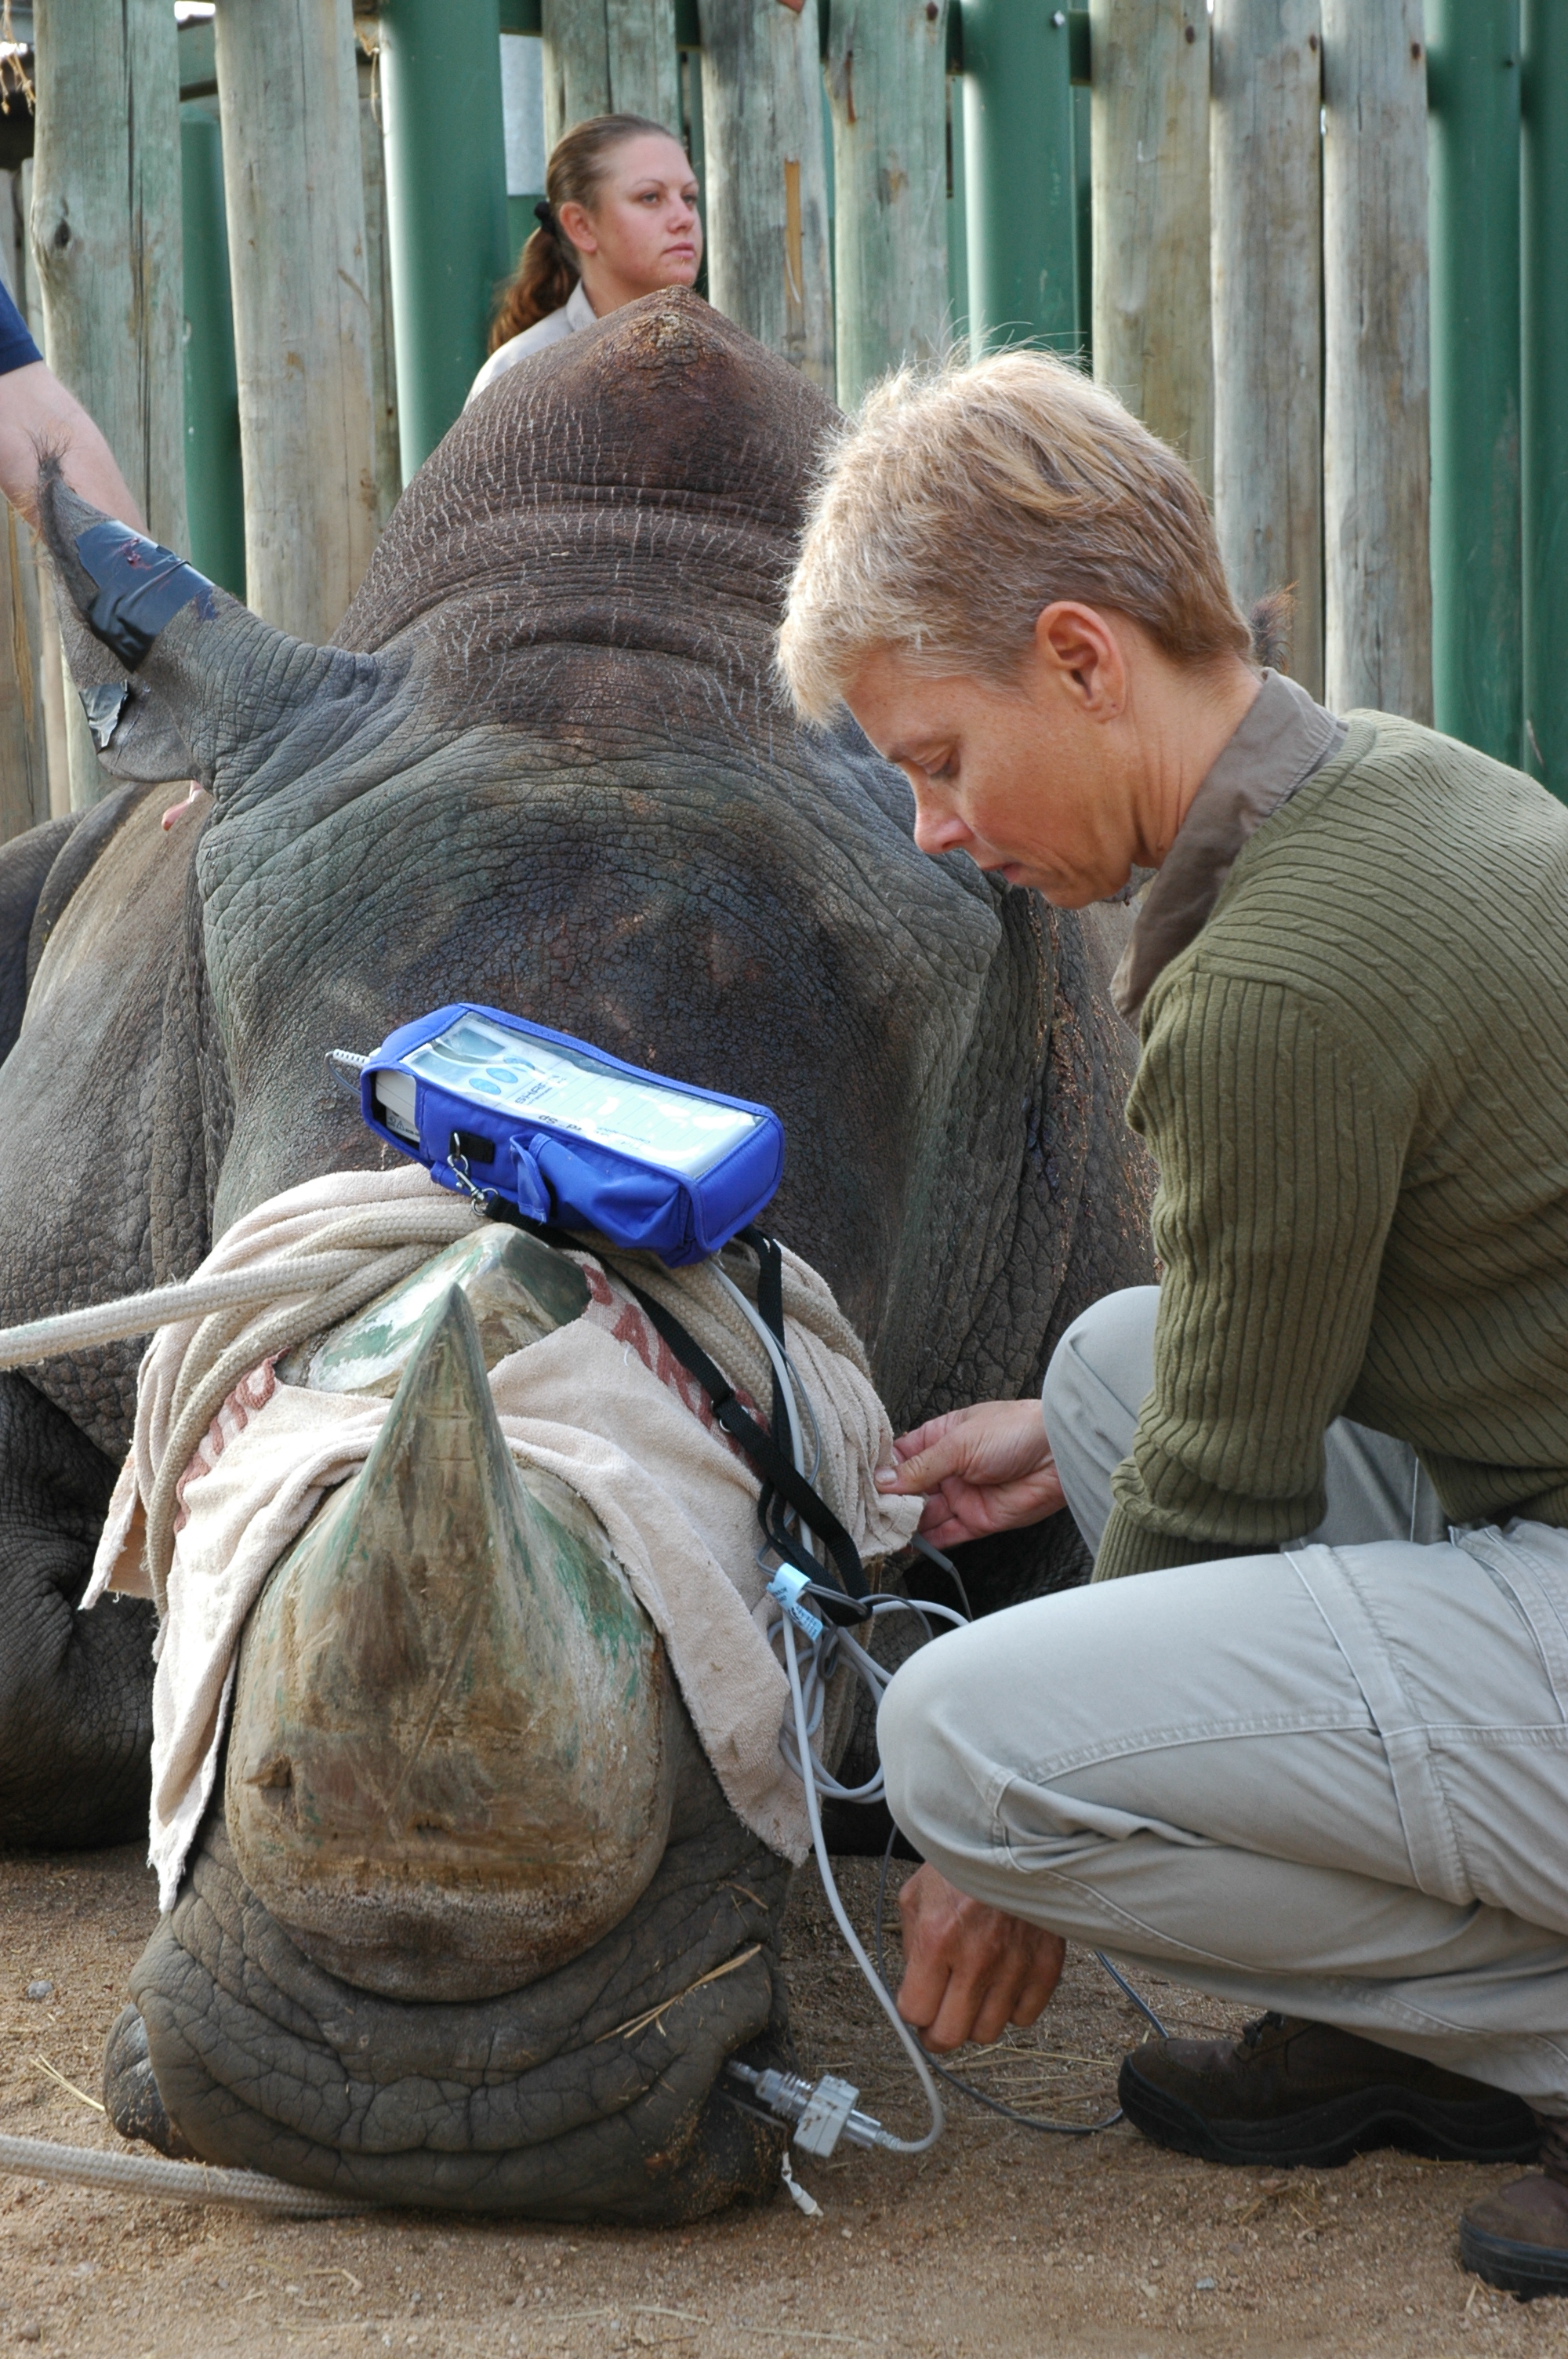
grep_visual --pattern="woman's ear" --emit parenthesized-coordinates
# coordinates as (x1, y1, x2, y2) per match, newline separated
(1033, 602, 1129, 719)
(555, 199, 597, 256)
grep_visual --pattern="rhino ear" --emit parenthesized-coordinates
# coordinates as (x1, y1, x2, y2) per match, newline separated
(35, 458, 384, 794)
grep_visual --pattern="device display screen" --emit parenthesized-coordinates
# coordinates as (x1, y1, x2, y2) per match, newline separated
(402, 1012, 760, 1178)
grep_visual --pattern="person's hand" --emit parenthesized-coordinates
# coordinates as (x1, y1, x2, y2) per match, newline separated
(875, 1398, 1065, 1548)
(895, 1864, 1064, 2052)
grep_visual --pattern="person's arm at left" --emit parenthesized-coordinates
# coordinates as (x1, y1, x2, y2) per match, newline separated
(0, 279, 142, 528)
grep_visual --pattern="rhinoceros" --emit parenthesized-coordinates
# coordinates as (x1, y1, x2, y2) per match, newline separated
(0, 294, 1151, 2219)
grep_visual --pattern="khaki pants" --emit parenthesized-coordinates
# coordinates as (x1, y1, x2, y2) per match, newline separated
(878, 1286, 1568, 2111)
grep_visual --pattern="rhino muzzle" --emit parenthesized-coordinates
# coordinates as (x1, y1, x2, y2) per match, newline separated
(224, 1283, 677, 2002)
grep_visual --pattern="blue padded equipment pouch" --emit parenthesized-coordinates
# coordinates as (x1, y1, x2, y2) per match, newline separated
(359, 1005, 784, 1267)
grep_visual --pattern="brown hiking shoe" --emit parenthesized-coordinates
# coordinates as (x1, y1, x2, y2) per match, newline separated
(1461, 2113, 1568, 2299)
(1118, 2011, 1539, 2168)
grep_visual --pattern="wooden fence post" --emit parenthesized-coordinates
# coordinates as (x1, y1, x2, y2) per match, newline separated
(31, 0, 185, 807)
(1210, 0, 1324, 696)
(213, 0, 377, 642)
(824, 0, 950, 410)
(358, 45, 403, 534)
(1321, 0, 1431, 722)
(16, 161, 69, 823)
(0, 173, 47, 843)
(541, 0, 681, 152)
(698, 0, 833, 394)
(1090, 0, 1213, 496)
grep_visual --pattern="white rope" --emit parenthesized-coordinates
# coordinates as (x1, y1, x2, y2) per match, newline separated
(0, 1256, 377, 1370)
(0, 1199, 482, 1374)
(0, 2132, 365, 2215)
(0, 1190, 482, 1611)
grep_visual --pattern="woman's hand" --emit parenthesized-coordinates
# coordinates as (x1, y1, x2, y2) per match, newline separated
(895, 1864, 1065, 2052)
(876, 1398, 1065, 1548)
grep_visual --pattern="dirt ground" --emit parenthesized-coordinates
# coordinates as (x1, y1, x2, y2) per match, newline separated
(2, 1844, 1565, 2358)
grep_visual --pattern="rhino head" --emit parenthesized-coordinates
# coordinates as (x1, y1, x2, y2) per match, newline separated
(15, 294, 1150, 2219)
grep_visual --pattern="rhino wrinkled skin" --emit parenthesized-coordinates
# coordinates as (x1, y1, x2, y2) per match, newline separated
(0, 294, 1152, 2216)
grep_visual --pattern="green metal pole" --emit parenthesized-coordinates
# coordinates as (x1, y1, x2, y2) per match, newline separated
(946, 71, 970, 346)
(180, 101, 245, 598)
(1426, 0, 1523, 768)
(379, 0, 511, 479)
(1523, 0, 1568, 798)
(960, 0, 1076, 354)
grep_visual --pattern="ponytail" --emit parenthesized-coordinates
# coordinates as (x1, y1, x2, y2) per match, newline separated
(490, 206, 576, 348)
(488, 111, 676, 351)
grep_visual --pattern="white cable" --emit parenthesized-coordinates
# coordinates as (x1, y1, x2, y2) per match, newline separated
(714, 1267, 808, 1481)
(782, 1612, 945, 2154)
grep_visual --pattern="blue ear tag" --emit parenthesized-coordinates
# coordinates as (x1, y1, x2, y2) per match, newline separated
(74, 522, 216, 671)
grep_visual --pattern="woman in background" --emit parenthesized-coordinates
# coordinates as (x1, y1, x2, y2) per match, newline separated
(467, 113, 702, 405)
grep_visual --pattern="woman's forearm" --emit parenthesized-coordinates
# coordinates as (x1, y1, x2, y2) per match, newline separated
(0, 361, 143, 530)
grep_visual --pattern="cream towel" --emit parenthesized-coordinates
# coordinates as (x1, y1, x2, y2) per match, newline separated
(83, 1169, 919, 1906)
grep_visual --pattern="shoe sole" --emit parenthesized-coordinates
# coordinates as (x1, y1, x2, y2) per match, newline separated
(1119, 2055, 1540, 2170)
(1460, 2219, 1568, 2299)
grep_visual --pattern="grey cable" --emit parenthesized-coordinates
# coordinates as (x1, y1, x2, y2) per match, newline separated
(0, 2133, 365, 2215)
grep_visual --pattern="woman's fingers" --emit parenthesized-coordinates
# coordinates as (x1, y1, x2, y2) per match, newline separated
(895, 1865, 1063, 2054)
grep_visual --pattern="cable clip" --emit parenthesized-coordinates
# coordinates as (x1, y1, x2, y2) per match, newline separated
(442, 1145, 497, 1211)
(767, 1565, 824, 1643)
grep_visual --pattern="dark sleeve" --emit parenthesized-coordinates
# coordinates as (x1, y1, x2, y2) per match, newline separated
(0, 278, 42, 377)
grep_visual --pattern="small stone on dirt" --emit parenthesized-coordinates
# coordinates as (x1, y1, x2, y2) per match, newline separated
(1195, 2277, 1216, 2292)
(16, 2325, 39, 2345)
(23, 1983, 52, 2003)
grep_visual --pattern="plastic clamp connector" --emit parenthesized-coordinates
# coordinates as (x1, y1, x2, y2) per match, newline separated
(767, 1565, 824, 1642)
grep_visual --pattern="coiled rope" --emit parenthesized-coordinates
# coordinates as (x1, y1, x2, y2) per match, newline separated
(0, 1196, 481, 1611)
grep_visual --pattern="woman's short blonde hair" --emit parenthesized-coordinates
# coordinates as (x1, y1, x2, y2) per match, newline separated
(777, 351, 1257, 723)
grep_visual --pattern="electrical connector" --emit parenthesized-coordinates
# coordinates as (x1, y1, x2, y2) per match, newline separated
(765, 1565, 824, 1642)
(727, 2062, 891, 2156)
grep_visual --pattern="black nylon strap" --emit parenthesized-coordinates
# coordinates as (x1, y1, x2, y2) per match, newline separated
(481, 1204, 869, 1608)
(622, 1276, 869, 1604)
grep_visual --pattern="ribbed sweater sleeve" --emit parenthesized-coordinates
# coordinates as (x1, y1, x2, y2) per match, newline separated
(1092, 971, 1412, 1583)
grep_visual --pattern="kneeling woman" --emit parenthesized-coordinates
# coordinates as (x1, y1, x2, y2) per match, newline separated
(777, 355, 1568, 2298)
(469, 113, 702, 404)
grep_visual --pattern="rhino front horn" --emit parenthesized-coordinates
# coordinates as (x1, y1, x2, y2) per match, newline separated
(226, 1285, 676, 2002)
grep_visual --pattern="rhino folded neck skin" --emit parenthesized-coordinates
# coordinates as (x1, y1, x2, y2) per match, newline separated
(227, 1280, 676, 2005)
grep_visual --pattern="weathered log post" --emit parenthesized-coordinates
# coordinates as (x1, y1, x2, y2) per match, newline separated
(358, 45, 403, 529)
(1210, 0, 1324, 696)
(212, 0, 377, 641)
(0, 176, 46, 841)
(1320, 0, 1431, 723)
(1522, 0, 1566, 796)
(1426, 0, 1521, 767)
(15, 161, 68, 821)
(960, 0, 1076, 357)
(379, 0, 510, 478)
(697, 0, 833, 394)
(1090, 0, 1212, 495)
(824, 2, 951, 411)
(542, 0, 681, 148)
(31, 0, 185, 807)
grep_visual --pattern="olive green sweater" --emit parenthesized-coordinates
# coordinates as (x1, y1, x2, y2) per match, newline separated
(1096, 711, 1568, 1583)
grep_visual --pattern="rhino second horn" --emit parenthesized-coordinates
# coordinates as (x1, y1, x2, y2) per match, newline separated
(225, 1285, 676, 2002)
